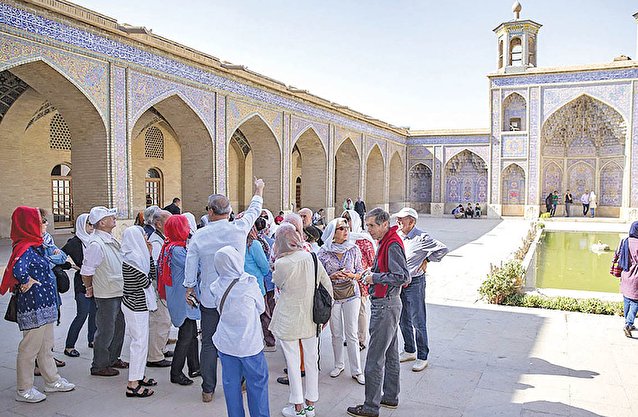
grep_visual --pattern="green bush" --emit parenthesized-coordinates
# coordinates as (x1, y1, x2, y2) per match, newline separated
(502, 293, 623, 316)
(479, 260, 525, 304)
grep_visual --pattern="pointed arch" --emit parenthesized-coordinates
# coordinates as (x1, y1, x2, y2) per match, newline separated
(366, 145, 385, 209)
(444, 149, 488, 210)
(501, 163, 526, 215)
(543, 93, 627, 127)
(293, 127, 328, 210)
(334, 137, 361, 210)
(502, 92, 527, 131)
(229, 112, 281, 148)
(0, 61, 109, 234)
(366, 143, 386, 170)
(130, 94, 214, 214)
(408, 163, 432, 214)
(292, 125, 327, 155)
(599, 161, 623, 207)
(389, 152, 405, 212)
(228, 114, 282, 210)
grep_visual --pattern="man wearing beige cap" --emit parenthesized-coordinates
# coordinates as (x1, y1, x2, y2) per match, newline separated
(392, 207, 448, 372)
(81, 207, 128, 377)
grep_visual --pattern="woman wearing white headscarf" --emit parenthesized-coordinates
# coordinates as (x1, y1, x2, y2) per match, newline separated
(182, 212, 198, 236)
(210, 246, 269, 417)
(60, 214, 97, 358)
(318, 218, 365, 385)
(270, 224, 333, 417)
(120, 226, 157, 398)
(342, 210, 376, 350)
(260, 209, 278, 238)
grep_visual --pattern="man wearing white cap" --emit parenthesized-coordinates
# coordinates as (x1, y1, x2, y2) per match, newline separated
(392, 207, 448, 372)
(80, 207, 128, 377)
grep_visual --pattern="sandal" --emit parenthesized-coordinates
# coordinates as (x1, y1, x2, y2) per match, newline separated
(126, 384, 154, 398)
(139, 377, 157, 387)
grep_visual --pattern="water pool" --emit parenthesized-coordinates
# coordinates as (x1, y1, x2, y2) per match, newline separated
(533, 231, 623, 293)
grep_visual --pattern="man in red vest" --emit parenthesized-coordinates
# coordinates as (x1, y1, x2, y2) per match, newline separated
(347, 208, 410, 417)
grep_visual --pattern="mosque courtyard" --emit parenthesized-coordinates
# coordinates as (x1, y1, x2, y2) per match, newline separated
(0, 217, 635, 417)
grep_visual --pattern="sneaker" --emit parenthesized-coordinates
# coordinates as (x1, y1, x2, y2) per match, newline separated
(16, 387, 46, 403)
(624, 325, 633, 338)
(412, 359, 429, 372)
(329, 366, 345, 378)
(352, 374, 365, 385)
(305, 405, 316, 417)
(44, 377, 75, 392)
(380, 399, 399, 409)
(399, 351, 416, 362)
(346, 404, 378, 417)
(282, 405, 306, 416)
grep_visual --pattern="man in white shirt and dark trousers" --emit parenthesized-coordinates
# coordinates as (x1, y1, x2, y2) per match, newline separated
(393, 208, 448, 372)
(184, 178, 265, 402)
(81, 207, 129, 377)
(147, 209, 173, 368)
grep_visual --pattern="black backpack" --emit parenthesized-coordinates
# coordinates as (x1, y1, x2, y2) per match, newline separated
(311, 252, 332, 330)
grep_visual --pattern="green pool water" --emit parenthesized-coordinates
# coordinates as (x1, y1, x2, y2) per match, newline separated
(534, 231, 624, 293)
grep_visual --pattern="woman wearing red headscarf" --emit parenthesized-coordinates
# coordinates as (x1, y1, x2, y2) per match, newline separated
(158, 215, 201, 386)
(1, 206, 75, 403)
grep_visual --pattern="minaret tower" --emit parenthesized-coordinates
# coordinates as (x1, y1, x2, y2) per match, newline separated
(634, 12, 638, 59)
(493, 2, 542, 73)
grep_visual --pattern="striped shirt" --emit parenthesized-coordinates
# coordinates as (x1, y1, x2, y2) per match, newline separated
(400, 227, 449, 278)
(122, 259, 156, 312)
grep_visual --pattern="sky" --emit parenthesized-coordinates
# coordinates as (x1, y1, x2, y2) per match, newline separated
(74, 0, 637, 130)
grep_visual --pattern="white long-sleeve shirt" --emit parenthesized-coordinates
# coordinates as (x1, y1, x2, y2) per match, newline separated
(211, 275, 265, 357)
(183, 195, 262, 308)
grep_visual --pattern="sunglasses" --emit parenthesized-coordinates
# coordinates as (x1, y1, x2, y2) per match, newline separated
(42, 219, 48, 225)
(336, 226, 348, 231)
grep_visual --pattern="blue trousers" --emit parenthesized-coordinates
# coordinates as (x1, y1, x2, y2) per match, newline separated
(399, 275, 429, 360)
(624, 296, 638, 327)
(218, 351, 270, 417)
(200, 305, 220, 394)
(65, 292, 96, 348)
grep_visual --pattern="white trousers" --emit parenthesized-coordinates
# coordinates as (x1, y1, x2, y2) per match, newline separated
(122, 305, 149, 382)
(17, 323, 60, 391)
(147, 284, 171, 362)
(280, 337, 319, 405)
(330, 297, 362, 376)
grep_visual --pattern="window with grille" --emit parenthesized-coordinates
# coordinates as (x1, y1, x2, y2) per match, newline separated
(145, 126, 164, 159)
(49, 113, 71, 150)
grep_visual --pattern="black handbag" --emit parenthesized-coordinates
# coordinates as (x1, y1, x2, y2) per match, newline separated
(311, 252, 332, 327)
(53, 265, 70, 294)
(4, 286, 18, 323)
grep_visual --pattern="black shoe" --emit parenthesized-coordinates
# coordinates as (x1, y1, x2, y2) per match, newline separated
(147, 359, 172, 367)
(380, 399, 399, 409)
(346, 405, 378, 417)
(64, 349, 80, 358)
(188, 370, 201, 378)
(164, 350, 174, 358)
(624, 325, 633, 338)
(88, 342, 94, 348)
(91, 367, 119, 377)
(276, 376, 289, 385)
(171, 375, 194, 386)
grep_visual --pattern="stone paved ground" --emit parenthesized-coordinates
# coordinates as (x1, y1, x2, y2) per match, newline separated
(0, 217, 636, 417)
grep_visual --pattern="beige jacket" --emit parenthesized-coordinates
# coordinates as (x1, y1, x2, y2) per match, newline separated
(269, 250, 333, 341)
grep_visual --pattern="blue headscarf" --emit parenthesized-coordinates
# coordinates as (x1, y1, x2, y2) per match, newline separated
(618, 221, 638, 272)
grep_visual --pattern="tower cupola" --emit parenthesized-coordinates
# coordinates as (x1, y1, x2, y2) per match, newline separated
(493, 2, 542, 73)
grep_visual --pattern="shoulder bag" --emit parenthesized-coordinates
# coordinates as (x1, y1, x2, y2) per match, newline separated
(218, 278, 240, 315)
(311, 252, 332, 327)
(4, 286, 19, 323)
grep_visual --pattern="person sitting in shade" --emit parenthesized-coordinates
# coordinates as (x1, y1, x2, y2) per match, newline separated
(452, 205, 464, 219)
(474, 203, 482, 218)
(464, 203, 474, 219)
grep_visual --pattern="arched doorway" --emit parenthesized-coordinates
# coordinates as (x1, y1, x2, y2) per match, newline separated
(408, 163, 432, 214)
(51, 163, 73, 228)
(388, 152, 405, 212)
(334, 138, 361, 211)
(0, 62, 108, 236)
(444, 150, 488, 213)
(541, 95, 626, 217)
(501, 164, 525, 216)
(228, 115, 282, 212)
(365, 145, 385, 209)
(293, 128, 327, 211)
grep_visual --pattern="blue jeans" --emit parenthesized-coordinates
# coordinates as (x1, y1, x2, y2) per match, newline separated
(218, 351, 270, 417)
(65, 292, 97, 348)
(200, 305, 220, 394)
(591, 208, 596, 218)
(363, 296, 402, 414)
(624, 296, 638, 326)
(399, 275, 429, 360)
